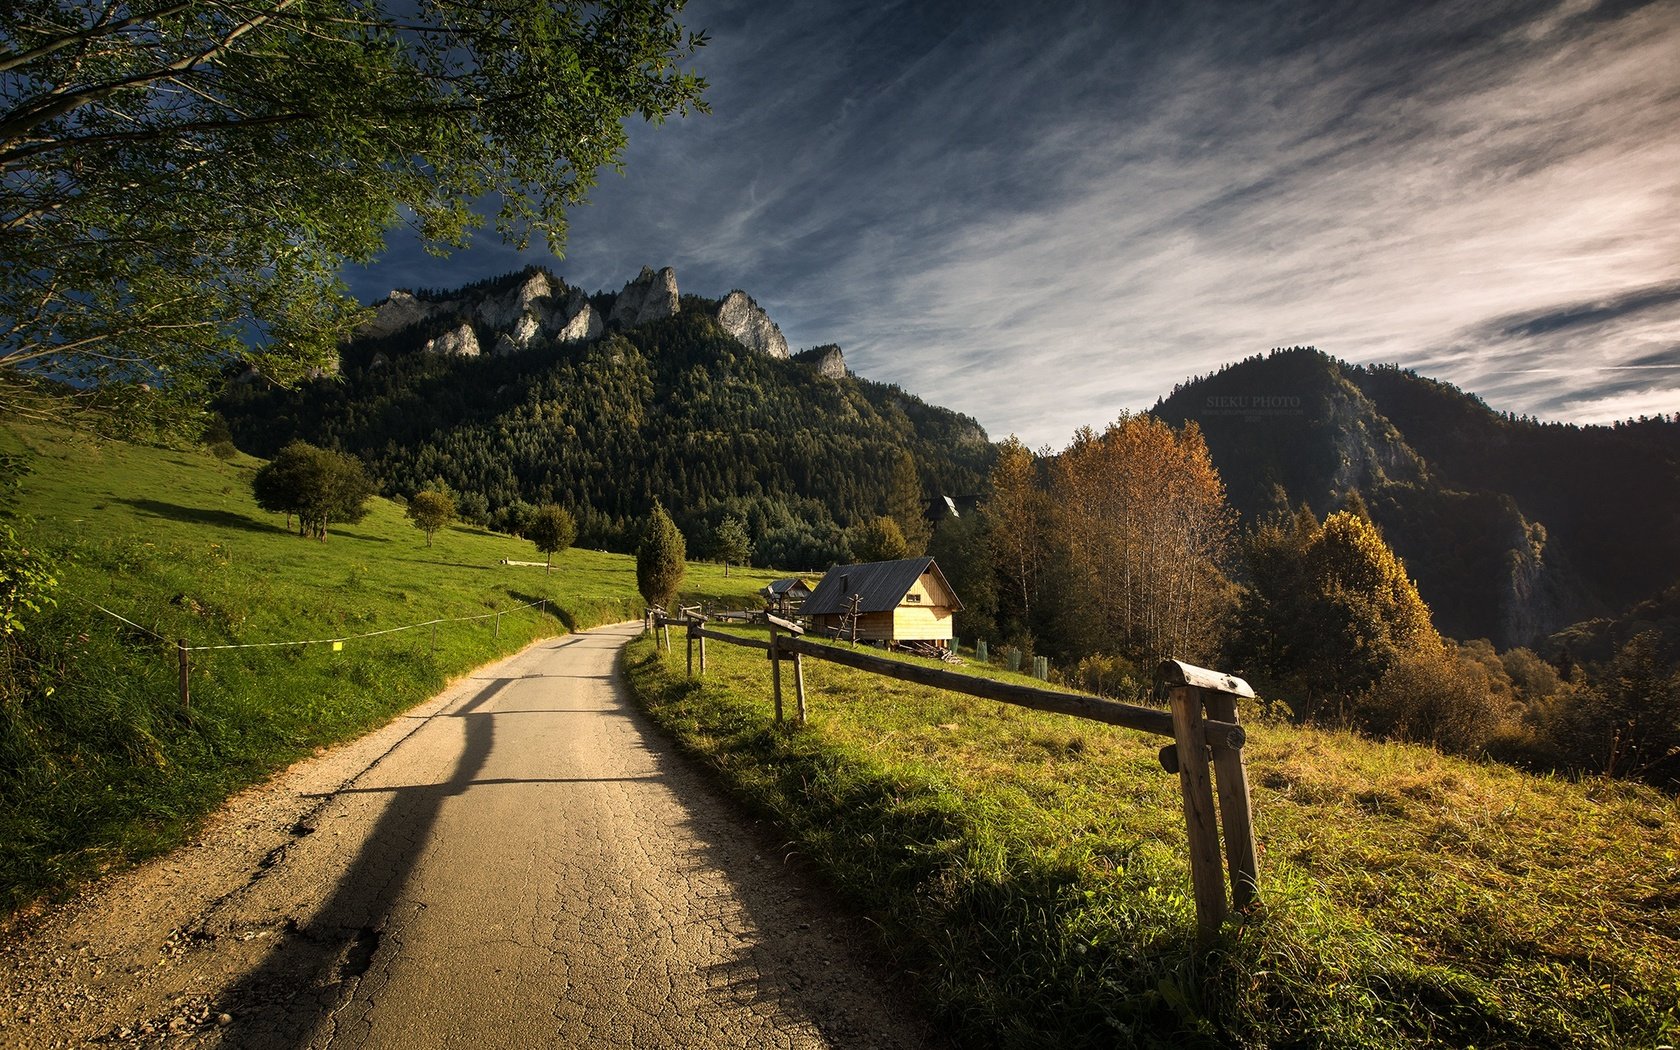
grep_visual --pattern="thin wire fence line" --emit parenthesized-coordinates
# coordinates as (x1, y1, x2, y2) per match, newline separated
(69, 593, 552, 652)
(66, 593, 169, 642)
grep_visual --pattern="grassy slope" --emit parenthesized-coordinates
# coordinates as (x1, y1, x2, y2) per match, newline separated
(625, 628, 1680, 1049)
(0, 422, 778, 912)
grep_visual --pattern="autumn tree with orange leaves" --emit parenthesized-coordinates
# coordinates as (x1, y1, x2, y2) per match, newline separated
(1044, 415, 1236, 666)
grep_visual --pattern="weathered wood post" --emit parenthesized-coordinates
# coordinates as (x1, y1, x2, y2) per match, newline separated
(698, 625, 707, 674)
(1157, 659, 1260, 939)
(1168, 682, 1225, 938)
(494, 607, 502, 640)
(1202, 689, 1260, 911)
(176, 640, 190, 710)
(686, 620, 695, 677)
(765, 614, 805, 725)
(768, 622, 784, 724)
(793, 648, 807, 723)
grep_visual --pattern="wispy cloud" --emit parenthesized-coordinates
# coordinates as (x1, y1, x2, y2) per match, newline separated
(349, 0, 1680, 445)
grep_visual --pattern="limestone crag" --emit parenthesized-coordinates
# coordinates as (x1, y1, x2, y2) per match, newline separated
(486, 313, 538, 357)
(364, 290, 453, 339)
(423, 323, 481, 358)
(794, 344, 846, 378)
(555, 303, 603, 343)
(610, 266, 679, 328)
(716, 291, 789, 359)
(477, 271, 554, 331)
(365, 269, 604, 356)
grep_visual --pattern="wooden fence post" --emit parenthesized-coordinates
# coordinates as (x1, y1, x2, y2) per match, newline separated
(494, 607, 501, 640)
(176, 640, 190, 710)
(1169, 684, 1227, 940)
(793, 649, 807, 723)
(769, 624, 784, 724)
(699, 627, 707, 674)
(686, 620, 695, 677)
(1203, 690, 1260, 911)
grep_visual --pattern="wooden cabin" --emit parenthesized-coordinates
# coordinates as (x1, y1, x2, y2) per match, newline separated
(759, 577, 813, 617)
(803, 556, 963, 645)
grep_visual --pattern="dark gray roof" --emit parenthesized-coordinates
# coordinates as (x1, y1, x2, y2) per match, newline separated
(760, 577, 812, 596)
(803, 557, 962, 615)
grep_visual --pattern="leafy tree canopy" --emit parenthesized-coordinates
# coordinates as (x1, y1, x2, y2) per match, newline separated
(0, 0, 708, 427)
(406, 487, 455, 546)
(524, 503, 576, 574)
(251, 440, 373, 539)
(850, 515, 908, 563)
(1231, 507, 1438, 717)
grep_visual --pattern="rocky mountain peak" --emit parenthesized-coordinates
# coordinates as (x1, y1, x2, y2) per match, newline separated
(363, 290, 452, 340)
(423, 322, 481, 358)
(793, 343, 846, 378)
(609, 266, 679, 328)
(716, 290, 789, 359)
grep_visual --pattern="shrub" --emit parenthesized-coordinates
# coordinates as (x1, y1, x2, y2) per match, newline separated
(1355, 641, 1520, 755)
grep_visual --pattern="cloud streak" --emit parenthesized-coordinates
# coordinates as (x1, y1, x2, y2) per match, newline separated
(348, 0, 1680, 446)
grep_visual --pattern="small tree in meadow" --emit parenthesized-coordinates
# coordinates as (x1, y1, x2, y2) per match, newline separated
(711, 514, 752, 576)
(407, 488, 456, 547)
(525, 504, 576, 576)
(637, 504, 686, 610)
(251, 441, 373, 540)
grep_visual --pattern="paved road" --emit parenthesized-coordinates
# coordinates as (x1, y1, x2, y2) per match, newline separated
(0, 623, 931, 1048)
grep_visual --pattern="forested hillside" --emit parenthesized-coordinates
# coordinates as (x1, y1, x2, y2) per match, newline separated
(1153, 347, 1680, 647)
(220, 275, 992, 566)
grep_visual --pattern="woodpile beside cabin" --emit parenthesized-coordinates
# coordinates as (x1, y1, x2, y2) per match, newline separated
(803, 556, 963, 646)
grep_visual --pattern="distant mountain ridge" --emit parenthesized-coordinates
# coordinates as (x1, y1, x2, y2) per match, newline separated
(1153, 347, 1680, 647)
(220, 266, 983, 565)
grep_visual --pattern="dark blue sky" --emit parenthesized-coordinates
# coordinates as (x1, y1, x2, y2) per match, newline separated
(347, 0, 1680, 446)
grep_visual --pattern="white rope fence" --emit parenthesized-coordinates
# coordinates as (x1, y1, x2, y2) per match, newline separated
(68, 593, 558, 708)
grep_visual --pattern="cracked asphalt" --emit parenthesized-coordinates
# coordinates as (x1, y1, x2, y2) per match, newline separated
(0, 623, 935, 1048)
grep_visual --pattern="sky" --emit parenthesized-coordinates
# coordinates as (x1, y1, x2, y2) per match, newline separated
(346, 0, 1680, 449)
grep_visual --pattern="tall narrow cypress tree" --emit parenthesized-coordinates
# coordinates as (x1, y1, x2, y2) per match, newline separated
(637, 504, 686, 610)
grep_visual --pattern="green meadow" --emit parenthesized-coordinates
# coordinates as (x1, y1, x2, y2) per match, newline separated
(0, 422, 777, 912)
(625, 626, 1680, 1049)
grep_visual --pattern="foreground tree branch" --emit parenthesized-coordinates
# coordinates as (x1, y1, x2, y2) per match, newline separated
(0, 0, 709, 431)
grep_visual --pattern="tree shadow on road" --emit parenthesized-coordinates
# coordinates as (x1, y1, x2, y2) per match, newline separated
(200, 675, 516, 1047)
(193, 629, 937, 1049)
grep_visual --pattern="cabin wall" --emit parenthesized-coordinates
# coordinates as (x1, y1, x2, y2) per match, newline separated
(892, 604, 954, 641)
(814, 607, 953, 642)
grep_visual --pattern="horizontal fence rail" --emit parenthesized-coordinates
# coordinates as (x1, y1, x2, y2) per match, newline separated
(652, 610, 1261, 938)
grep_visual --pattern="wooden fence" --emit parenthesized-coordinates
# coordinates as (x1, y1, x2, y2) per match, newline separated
(649, 609, 1259, 939)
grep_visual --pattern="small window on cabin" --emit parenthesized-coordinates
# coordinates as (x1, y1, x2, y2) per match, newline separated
(905, 593, 921, 603)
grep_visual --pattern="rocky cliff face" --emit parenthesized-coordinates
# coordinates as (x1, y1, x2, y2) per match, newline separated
(609, 266, 679, 328)
(794, 344, 846, 378)
(364, 290, 453, 339)
(716, 291, 789, 359)
(423, 322, 481, 358)
(363, 265, 827, 366)
(364, 269, 602, 357)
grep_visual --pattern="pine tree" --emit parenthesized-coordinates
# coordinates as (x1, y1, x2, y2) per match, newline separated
(711, 514, 752, 576)
(885, 450, 932, 556)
